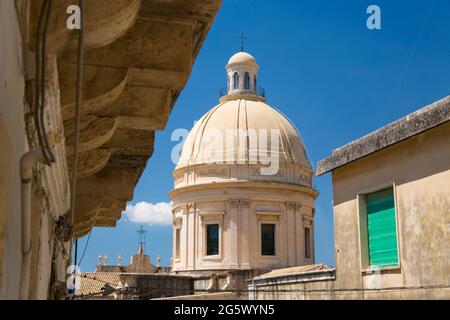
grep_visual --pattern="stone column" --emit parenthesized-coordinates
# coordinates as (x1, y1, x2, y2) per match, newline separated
(286, 202, 296, 266)
(296, 203, 304, 265)
(240, 200, 250, 268)
(186, 202, 195, 270)
(227, 200, 239, 268)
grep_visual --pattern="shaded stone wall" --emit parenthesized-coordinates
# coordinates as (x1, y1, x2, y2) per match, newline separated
(251, 121, 450, 300)
(0, 0, 222, 299)
(118, 274, 194, 300)
(0, 0, 28, 299)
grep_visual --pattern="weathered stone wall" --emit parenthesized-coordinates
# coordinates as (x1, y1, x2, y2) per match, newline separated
(330, 121, 450, 299)
(252, 121, 450, 300)
(0, 0, 221, 300)
(118, 274, 194, 300)
(251, 279, 450, 300)
(0, 0, 28, 299)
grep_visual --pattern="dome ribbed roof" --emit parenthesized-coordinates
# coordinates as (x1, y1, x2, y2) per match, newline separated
(177, 99, 309, 169)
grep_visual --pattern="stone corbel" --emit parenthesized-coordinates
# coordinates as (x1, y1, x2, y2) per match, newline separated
(173, 216, 182, 228)
(240, 200, 249, 209)
(229, 200, 239, 209)
(186, 202, 195, 213)
(303, 215, 313, 228)
(286, 201, 296, 211)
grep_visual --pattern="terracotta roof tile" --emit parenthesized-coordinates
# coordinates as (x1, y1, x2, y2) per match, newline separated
(77, 272, 122, 296)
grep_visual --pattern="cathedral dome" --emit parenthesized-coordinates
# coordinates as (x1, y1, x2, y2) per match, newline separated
(177, 99, 310, 169)
(170, 51, 317, 273)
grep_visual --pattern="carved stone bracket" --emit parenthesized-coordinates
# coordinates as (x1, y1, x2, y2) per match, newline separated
(173, 216, 183, 228)
(303, 215, 313, 228)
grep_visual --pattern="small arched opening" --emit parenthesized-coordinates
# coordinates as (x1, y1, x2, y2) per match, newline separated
(233, 72, 239, 90)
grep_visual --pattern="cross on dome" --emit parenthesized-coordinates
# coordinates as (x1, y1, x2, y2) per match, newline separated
(238, 32, 247, 51)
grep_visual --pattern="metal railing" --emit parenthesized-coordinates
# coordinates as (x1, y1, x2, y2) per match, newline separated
(219, 85, 265, 99)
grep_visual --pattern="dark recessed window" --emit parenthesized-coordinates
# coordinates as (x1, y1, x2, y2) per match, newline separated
(305, 227, 311, 259)
(261, 224, 275, 256)
(233, 72, 239, 89)
(244, 72, 250, 89)
(206, 224, 219, 256)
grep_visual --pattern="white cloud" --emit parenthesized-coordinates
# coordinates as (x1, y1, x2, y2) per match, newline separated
(124, 201, 172, 225)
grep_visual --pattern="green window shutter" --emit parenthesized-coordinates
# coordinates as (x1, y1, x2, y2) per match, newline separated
(366, 188, 399, 268)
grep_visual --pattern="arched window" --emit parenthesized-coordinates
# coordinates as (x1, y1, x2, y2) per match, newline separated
(244, 72, 250, 90)
(233, 72, 239, 90)
(227, 75, 230, 90)
(254, 76, 257, 89)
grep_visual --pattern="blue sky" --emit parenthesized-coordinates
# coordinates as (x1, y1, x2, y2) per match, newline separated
(75, 0, 450, 272)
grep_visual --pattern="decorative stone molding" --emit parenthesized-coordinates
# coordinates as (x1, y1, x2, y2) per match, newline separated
(199, 211, 224, 225)
(255, 211, 282, 221)
(30, 0, 223, 237)
(229, 200, 239, 209)
(303, 215, 313, 227)
(197, 168, 230, 179)
(286, 201, 296, 211)
(173, 217, 183, 228)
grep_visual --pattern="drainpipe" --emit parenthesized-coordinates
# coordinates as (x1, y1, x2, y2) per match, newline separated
(19, 149, 45, 300)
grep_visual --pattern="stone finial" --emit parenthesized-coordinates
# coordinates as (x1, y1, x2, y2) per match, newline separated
(118, 255, 123, 266)
(157, 255, 161, 268)
(98, 255, 102, 265)
(170, 256, 173, 268)
(104, 255, 108, 265)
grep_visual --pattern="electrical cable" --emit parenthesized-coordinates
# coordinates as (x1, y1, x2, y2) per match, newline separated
(77, 229, 92, 267)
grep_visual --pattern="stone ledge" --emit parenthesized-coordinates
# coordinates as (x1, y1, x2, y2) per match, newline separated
(316, 95, 450, 176)
(250, 264, 336, 287)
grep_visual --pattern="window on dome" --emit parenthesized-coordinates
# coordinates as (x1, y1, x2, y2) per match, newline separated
(233, 72, 239, 90)
(206, 224, 219, 256)
(244, 72, 250, 89)
(261, 224, 276, 256)
(305, 227, 311, 259)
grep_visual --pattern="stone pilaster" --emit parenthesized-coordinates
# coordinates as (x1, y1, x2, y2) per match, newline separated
(227, 200, 239, 268)
(240, 200, 250, 268)
(286, 201, 296, 266)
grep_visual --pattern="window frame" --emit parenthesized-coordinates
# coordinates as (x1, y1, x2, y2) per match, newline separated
(233, 72, 240, 90)
(206, 223, 220, 257)
(244, 72, 250, 90)
(260, 223, 276, 256)
(199, 212, 224, 261)
(304, 226, 312, 259)
(255, 211, 280, 260)
(357, 183, 401, 272)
